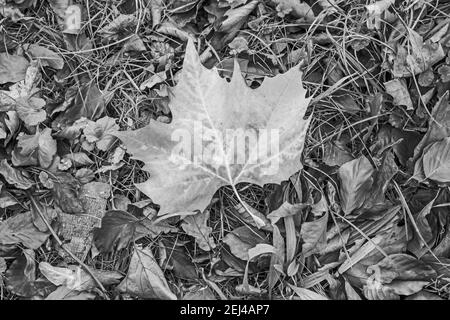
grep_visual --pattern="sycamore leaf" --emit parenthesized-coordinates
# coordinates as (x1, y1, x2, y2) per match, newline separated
(0, 53, 29, 84)
(117, 245, 177, 299)
(115, 39, 311, 216)
(181, 210, 216, 251)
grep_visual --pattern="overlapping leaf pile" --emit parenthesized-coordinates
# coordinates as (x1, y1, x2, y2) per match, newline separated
(1, 0, 450, 301)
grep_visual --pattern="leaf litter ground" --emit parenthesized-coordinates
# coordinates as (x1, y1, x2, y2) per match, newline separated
(1, 0, 450, 301)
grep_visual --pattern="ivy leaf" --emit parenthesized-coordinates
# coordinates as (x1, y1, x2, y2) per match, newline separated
(115, 39, 311, 215)
(12, 128, 57, 168)
(0, 61, 46, 126)
(84, 116, 119, 151)
(0, 159, 33, 189)
(0, 211, 50, 253)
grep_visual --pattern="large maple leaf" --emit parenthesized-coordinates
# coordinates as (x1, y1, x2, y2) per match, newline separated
(116, 40, 311, 216)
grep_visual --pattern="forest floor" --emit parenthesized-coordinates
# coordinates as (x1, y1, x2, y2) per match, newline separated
(1, 0, 450, 300)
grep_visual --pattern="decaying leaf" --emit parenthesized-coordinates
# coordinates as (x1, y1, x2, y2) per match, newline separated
(39, 262, 123, 291)
(338, 156, 374, 215)
(12, 128, 57, 168)
(181, 210, 216, 251)
(24, 44, 64, 70)
(5, 249, 53, 298)
(0, 211, 49, 253)
(0, 159, 33, 189)
(384, 78, 413, 110)
(83, 116, 119, 151)
(421, 137, 450, 182)
(393, 30, 445, 77)
(115, 39, 311, 216)
(0, 61, 46, 126)
(117, 245, 177, 299)
(0, 53, 29, 84)
(223, 226, 267, 260)
(270, 0, 315, 21)
(365, 0, 394, 30)
(300, 212, 328, 257)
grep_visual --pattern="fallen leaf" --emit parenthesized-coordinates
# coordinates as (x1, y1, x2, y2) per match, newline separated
(0, 53, 29, 84)
(117, 245, 177, 299)
(223, 226, 267, 260)
(39, 262, 123, 291)
(393, 30, 445, 77)
(338, 156, 374, 215)
(181, 210, 216, 251)
(5, 249, 54, 297)
(300, 211, 328, 257)
(288, 283, 329, 300)
(84, 116, 119, 151)
(365, 0, 394, 29)
(25, 44, 64, 70)
(0, 61, 46, 126)
(12, 128, 57, 168)
(405, 290, 443, 300)
(367, 253, 436, 283)
(0, 211, 49, 252)
(270, 0, 315, 21)
(93, 210, 138, 253)
(414, 92, 450, 161)
(115, 39, 311, 216)
(0, 159, 32, 189)
(384, 78, 413, 110)
(45, 286, 96, 300)
(421, 137, 450, 182)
